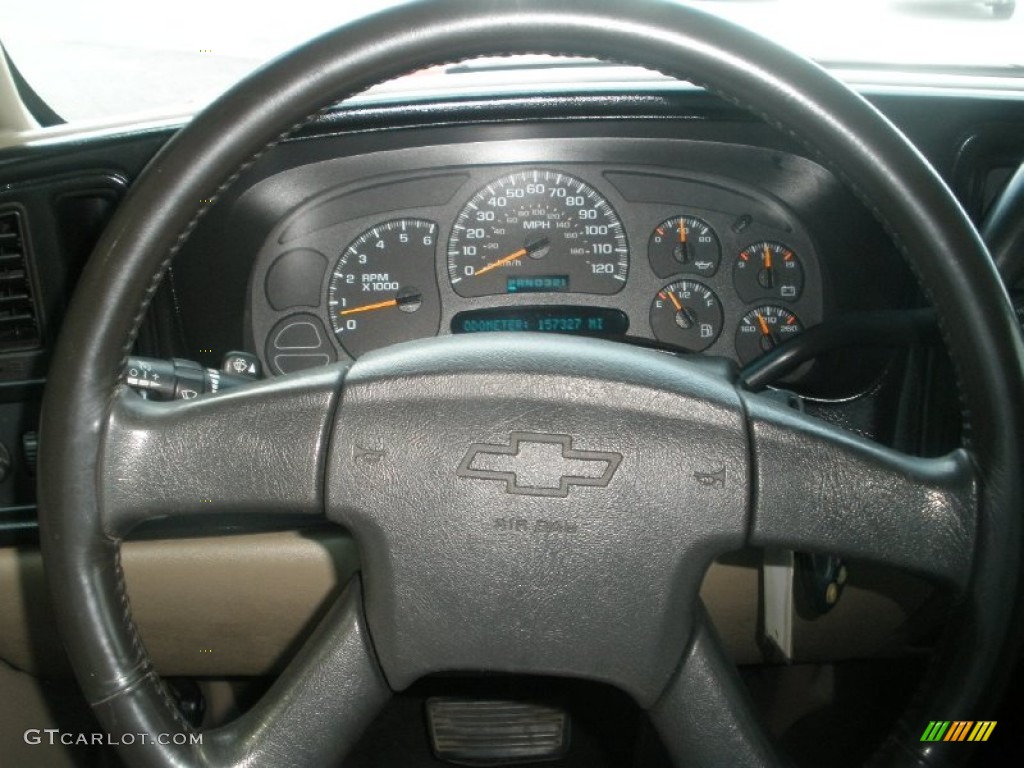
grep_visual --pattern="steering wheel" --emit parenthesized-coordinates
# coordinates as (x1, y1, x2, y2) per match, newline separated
(37, 0, 1024, 766)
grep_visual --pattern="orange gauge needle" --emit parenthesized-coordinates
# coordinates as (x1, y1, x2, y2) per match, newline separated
(474, 247, 527, 277)
(676, 219, 690, 263)
(756, 312, 771, 337)
(659, 290, 684, 312)
(339, 298, 397, 316)
(473, 237, 550, 277)
(760, 244, 777, 289)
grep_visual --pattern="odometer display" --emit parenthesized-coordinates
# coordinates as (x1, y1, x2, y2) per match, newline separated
(451, 306, 629, 337)
(447, 170, 629, 297)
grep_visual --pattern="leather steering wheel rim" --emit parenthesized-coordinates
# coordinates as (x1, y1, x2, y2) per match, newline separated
(38, 1, 1024, 766)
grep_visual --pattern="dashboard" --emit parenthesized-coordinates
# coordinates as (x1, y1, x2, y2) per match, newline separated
(0, 90, 1015, 525)
(6, 92, 1006, 536)
(243, 133, 890, 391)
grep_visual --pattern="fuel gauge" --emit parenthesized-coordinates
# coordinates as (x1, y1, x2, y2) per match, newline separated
(650, 279, 723, 352)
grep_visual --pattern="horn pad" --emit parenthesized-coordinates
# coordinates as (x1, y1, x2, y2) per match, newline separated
(326, 334, 751, 705)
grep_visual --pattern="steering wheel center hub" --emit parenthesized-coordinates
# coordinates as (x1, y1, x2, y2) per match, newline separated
(326, 334, 751, 703)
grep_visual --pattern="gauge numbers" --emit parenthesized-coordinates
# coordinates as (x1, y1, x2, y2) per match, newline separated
(650, 280, 724, 352)
(733, 241, 804, 303)
(447, 170, 628, 297)
(648, 215, 721, 278)
(317, 187, 814, 368)
(328, 218, 441, 358)
(735, 306, 804, 364)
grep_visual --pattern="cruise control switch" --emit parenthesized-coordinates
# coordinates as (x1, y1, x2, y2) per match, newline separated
(123, 357, 252, 400)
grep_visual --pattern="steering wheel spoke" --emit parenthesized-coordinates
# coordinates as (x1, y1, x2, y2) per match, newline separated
(649, 604, 782, 768)
(89, 578, 390, 767)
(743, 392, 977, 589)
(99, 366, 345, 536)
(199, 578, 390, 767)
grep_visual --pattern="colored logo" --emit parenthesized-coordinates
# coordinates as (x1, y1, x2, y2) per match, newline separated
(458, 432, 621, 498)
(920, 721, 996, 742)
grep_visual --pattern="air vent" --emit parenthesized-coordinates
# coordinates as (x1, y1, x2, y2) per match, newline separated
(0, 210, 41, 352)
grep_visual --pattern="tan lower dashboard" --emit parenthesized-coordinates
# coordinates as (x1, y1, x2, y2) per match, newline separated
(0, 530, 934, 678)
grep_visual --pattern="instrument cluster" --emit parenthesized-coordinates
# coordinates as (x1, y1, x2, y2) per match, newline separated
(249, 159, 823, 377)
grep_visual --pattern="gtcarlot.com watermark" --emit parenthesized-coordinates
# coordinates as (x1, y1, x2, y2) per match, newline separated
(25, 729, 202, 746)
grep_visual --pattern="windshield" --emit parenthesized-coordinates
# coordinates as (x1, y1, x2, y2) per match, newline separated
(2, 0, 1022, 125)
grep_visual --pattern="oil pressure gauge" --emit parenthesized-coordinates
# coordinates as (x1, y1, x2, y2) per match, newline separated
(648, 215, 721, 278)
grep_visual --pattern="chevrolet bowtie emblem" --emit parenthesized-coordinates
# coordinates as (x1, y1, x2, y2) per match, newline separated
(457, 432, 622, 498)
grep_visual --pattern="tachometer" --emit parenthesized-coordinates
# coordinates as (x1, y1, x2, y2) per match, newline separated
(327, 219, 441, 358)
(447, 170, 628, 297)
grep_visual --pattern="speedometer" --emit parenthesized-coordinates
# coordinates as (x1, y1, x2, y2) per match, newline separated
(447, 170, 629, 297)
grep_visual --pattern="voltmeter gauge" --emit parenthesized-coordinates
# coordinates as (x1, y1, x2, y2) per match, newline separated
(648, 215, 721, 278)
(735, 305, 804, 364)
(650, 280, 723, 352)
(733, 241, 804, 303)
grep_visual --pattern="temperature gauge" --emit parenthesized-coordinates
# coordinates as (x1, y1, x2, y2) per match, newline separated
(650, 280, 723, 352)
(735, 306, 804, 364)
